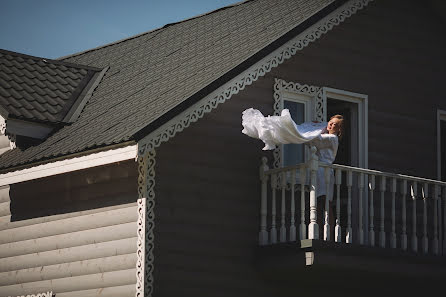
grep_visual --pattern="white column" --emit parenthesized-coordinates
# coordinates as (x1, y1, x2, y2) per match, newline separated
(346, 170, 353, 244)
(379, 176, 386, 248)
(411, 182, 418, 253)
(369, 175, 375, 247)
(308, 147, 319, 240)
(270, 173, 277, 244)
(401, 180, 408, 251)
(289, 170, 297, 242)
(299, 167, 307, 240)
(391, 178, 397, 249)
(335, 169, 342, 243)
(358, 173, 364, 245)
(422, 183, 429, 254)
(280, 172, 287, 243)
(324, 167, 331, 241)
(259, 157, 269, 245)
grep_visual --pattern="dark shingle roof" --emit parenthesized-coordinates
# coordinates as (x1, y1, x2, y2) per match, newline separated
(0, 49, 101, 124)
(0, 0, 336, 170)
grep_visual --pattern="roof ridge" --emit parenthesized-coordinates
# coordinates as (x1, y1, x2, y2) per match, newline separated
(57, 0, 250, 61)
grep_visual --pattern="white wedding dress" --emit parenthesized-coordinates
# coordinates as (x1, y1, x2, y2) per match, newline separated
(241, 108, 338, 200)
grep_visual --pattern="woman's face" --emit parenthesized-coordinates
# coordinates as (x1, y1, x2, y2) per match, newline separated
(327, 118, 341, 135)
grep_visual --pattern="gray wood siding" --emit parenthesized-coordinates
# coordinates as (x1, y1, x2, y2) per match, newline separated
(0, 161, 139, 297)
(154, 1, 446, 296)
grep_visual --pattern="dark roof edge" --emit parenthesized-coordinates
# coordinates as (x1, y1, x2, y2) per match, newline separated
(57, 0, 249, 61)
(0, 140, 136, 174)
(0, 48, 102, 72)
(133, 0, 348, 141)
(63, 66, 110, 123)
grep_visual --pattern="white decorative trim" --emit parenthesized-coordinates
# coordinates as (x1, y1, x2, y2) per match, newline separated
(0, 145, 137, 187)
(137, 0, 373, 156)
(136, 149, 156, 297)
(9, 292, 53, 297)
(273, 78, 324, 169)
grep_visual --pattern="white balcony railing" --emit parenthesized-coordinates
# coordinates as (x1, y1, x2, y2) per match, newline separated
(259, 146, 446, 256)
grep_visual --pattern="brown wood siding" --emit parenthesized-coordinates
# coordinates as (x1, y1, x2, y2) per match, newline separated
(154, 1, 446, 296)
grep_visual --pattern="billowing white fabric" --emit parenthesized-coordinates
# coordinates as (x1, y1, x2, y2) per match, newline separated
(241, 108, 339, 201)
(241, 108, 326, 150)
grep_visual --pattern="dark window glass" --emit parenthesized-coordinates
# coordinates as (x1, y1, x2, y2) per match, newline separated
(283, 100, 305, 166)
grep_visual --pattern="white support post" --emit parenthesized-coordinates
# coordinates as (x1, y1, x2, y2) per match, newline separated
(411, 182, 418, 253)
(433, 185, 439, 255)
(369, 175, 375, 247)
(358, 173, 364, 245)
(280, 172, 287, 243)
(401, 180, 408, 251)
(259, 157, 269, 245)
(346, 170, 353, 244)
(270, 173, 277, 244)
(335, 169, 342, 243)
(290, 170, 297, 242)
(324, 167, 331, 241)
(422, 183, 429, 254)
(391, 178, 397, 249)
(308, 146, 319, 240)
(379, 176, 386, 248)
(299, 167, 307, 240)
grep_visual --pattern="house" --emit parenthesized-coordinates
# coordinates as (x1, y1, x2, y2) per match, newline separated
(1, 0, 446, 296)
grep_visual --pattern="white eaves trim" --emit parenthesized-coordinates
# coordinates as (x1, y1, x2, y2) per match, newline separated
(0, 145, 137, 187)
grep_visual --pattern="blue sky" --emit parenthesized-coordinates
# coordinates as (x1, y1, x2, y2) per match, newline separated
(0, 0, 241, 59)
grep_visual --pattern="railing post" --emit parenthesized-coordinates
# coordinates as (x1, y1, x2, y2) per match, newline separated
(299, 167, 307, 240)
(290, 170, 297, 242)
(401, 180, 408, 251)
(324, 167, 331, 241)
(280, 172, 287, 243)
(391, 178, 397, 249)
(308, 146, 319, 240)
(259, 157, 269, 245)
(271, 173, 278, 244)
(434, 185, 439, 255)
(422, 183, 429, 254)
(346, 170, 353, 244)
(358, 173, 365, 245)
(369, 175, 375, 247)
(335, 169, 342, 243)
(411, 182, 418, 253)
(379, 176, 386, 248)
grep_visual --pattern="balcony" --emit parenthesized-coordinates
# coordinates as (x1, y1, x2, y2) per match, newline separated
(256, 146, 446, 284)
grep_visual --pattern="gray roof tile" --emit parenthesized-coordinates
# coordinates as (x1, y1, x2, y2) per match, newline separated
(0, 0, 335, 170)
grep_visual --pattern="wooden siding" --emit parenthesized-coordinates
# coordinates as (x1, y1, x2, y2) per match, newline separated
(154, 1, 446, 296)
(0, 160, 139, 297)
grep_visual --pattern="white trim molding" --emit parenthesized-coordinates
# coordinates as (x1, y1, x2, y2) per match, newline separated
(137, 0, 373, 157)
(136, 149, 156, 297)
(437, 109, 446, 180)
(9, 292, 53, 297)
(0, 145, 137, 187)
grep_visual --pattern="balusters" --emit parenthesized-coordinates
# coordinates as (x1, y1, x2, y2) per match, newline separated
(422, 184, 428, 254)
(369, 175, 375, 247)
(346, 170, 353, 243)
(259, 157, 269, 245)
(391, 178, 397, 249)
(271, 173, 277, 244)
(300, 167, 307, 240)
(411, 182, 418, 252)
(379, 176, 386, 248)
(324, 167, 331, 241)
(401, 180, 408, 251)
(358, 173, 364, 245)
(290, 170, 297, 242)
(335, 169, 342, 243)
(280, 172, 287, 242)
(308, 146, 319, 240)
(434, 185, 439, 255)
